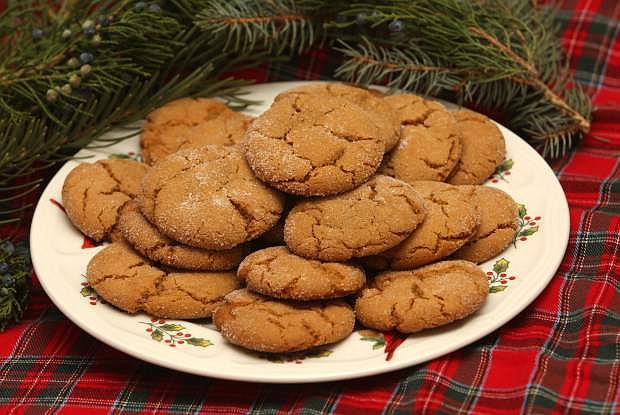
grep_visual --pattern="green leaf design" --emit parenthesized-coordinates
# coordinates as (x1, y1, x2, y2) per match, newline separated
(489, 285, 508, 293)
(493, 258, 510, 274)
(517, 204, 527, 218)
(361, 336, 386, 350)
(159, 324, 184, 332)
(80, 286, 93, 297)
(306, 349, 333, 358)
(108, 153, 132, 160)
(186, 337, 213, 347)
(496, 159, 513, 173)
(151, 329, 164, 342)
(521, 226, 539, 236)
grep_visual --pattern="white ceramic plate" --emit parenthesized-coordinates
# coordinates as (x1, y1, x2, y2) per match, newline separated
(30, 81, 569, 383)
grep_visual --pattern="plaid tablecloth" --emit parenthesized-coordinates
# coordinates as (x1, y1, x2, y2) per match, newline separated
(1, 1, 619, 414)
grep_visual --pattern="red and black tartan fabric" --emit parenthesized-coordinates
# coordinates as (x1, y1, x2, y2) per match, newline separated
(1, 1, 619, 414)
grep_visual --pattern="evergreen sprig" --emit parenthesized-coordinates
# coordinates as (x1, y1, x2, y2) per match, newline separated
(195, 0, 327, 55)
(331, 0, 592, 158)
(0, 240, 29, 331)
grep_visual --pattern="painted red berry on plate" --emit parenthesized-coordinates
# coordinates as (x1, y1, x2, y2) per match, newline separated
(501, 280, 507, 284)
(524, 216, 531, 220)
(146, 328, 153, 332)
(178, 340, 184, 344)
(184, 333, 191, 337)
(520, 237, 527, 241)
(509, 276, 516, 280)
(535, 216, 541, 220)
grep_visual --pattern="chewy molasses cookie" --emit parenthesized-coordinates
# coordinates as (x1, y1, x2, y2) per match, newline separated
(87, 242, 241, 319)
(213, 289, 355, 353)
(244, 89, 385, 196)
(447, 110, 506, 185)
(381, 94, 462, 183)
(284, 175, 426, 261)
(355, 260, 488, 333)
(276, 83, 400, 151)
(62, 159, 150, 242)
(118, 201, 246, 271)
(364, 181, 480, 270)
(238, 246, 366, 300)
(138, 145, 285, 250)
(140, 97, 253, 165)
(452, 186, 519, 263)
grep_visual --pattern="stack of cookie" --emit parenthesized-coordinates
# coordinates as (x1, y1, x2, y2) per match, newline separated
(62, 83, 520, 355)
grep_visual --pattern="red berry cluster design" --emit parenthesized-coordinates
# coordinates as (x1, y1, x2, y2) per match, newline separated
(80, 279, 105, 305)
(513, 204, 541, 246)
(490, 159, 513, 183)
(141, 319, 212, 348)
(487, 258, 516, 293)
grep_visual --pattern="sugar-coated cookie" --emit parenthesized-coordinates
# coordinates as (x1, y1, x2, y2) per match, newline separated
(364, 181, 480, 270)
(140, 97, 253, 165)
(62, 159, 150, 242)
(447, 110, 506, 185)
(452, 186, 518, 263)
(284, 175, 426, 261)
(355, 260, 488, 333)
(244, 89, 385, 196)
(87, 243, 241, 319)
(381, 94, 462, 183)
(213, 289, 355, 353)
(276, 83, 400, 151)
(118, 201, 246, 271)
(238, 246, 366, 300)
(138, 145, 285, 250)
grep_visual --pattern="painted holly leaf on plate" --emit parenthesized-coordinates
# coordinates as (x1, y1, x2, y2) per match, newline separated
(513, 204, 541, 246)
(159, 324, 184, 332)
(493, 258, 510, 274)
(151, 329, 164, 342)
(487, 258, 517, 293)
(186, 338, 213, 347)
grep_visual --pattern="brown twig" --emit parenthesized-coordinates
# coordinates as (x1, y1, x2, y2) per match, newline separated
(204, 15, 308, 24)
(351, 55, 452, 73)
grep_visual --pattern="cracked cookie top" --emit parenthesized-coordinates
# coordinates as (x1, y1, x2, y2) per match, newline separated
(238, 246, 366, 300)
(138, 145, 286, 250)
(275, 83, 401, 151)
(87, 242, 241, 319)
(447, 109, 506, 185)
(380, 94, 462, 183)
(452, 186, 518, 263)
(355, 260, 488, 333)
(213, 288, 355, 353)
(284, 175, 426, 261)
(364, 181, 480, 270)
(243, 90, 386, 196)
(62, 159, 150, 242)
(118, 201, 246, 271)
(140, 97, 253, 165)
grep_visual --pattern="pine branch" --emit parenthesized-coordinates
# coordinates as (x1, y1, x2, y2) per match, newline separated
(332, 0, 592, 158)
(195, 0, 330, 54)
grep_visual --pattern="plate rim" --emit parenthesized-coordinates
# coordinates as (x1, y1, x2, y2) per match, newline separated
(29, 81, 570, 383)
